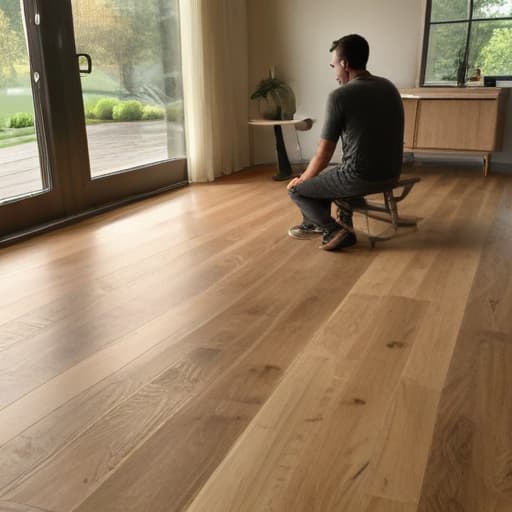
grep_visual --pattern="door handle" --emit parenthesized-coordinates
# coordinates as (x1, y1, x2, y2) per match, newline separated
(77, 53, 92, 74)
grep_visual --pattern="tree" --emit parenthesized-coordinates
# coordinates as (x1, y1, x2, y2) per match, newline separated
(478, 27, 512, 74)
(425, 0, 512, 82)
(0, 0, 23, 32)
(73, 0, 161, 94)
(0, 8, 24, 89)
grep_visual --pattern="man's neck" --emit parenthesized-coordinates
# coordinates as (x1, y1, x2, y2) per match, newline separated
(348, 69, 369, 81)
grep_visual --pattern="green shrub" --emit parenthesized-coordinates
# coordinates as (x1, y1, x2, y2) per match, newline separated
(112, 100, 143, 121)
(166, 101, 184, 122)
(142, 105, 165, 120)
(93, 98, 120, 120)
(9, 112, 34, 128)
(85, 108, 96, 120)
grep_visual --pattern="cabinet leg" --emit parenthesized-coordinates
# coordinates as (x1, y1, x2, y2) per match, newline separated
(483, 153, 489, 177)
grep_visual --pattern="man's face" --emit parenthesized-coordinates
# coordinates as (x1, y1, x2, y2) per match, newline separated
(330, 51, 348, 85)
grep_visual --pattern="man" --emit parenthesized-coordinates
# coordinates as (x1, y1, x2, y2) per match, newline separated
(287, 34, 404, 251)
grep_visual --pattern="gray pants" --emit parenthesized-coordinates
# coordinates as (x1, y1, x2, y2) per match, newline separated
(288, 167, 398, 232)
(288, 166, 396, 231)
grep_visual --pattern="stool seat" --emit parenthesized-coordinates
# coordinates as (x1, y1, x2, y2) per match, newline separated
(334, 176, 421, 247)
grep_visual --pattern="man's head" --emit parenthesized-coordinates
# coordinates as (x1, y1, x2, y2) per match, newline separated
(329, 34, 369, 84)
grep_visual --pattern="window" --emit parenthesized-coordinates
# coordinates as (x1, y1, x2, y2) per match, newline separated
(422, 0, 512, 85)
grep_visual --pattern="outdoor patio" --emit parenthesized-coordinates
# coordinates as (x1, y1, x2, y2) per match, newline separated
(0, 120, 185, 202)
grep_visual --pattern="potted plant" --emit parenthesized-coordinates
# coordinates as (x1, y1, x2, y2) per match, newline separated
(251, 70, 296, 120)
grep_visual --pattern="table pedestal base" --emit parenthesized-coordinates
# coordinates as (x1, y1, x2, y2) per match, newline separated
(272, 125, 294, 181)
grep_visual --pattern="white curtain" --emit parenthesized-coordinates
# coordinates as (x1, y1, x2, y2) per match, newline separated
(179, 0, 250, 182)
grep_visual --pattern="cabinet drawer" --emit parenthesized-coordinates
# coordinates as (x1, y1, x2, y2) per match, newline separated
(415, 99, 497, 151)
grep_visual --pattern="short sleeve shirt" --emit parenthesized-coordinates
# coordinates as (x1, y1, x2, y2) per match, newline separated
(321, 73, 404, 182)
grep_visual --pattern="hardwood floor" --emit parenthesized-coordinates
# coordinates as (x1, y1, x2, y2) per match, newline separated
(0, 164, 511, 511)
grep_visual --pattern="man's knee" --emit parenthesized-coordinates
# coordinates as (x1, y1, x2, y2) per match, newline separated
(288, 186, 299, 199)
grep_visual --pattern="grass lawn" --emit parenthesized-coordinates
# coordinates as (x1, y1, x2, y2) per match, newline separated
(0, 134, 36, 149)
(0, 67, 170, 149)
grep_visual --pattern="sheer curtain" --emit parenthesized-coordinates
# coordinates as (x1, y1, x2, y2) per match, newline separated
(179, 0, 250, 182)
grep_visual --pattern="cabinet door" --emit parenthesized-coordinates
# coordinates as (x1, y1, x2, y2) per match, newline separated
(415, 99, 497, 151)
(402, 99, 418, 149)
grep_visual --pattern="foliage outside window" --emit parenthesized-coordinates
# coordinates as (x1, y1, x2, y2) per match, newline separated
(422, 0, 512, 85)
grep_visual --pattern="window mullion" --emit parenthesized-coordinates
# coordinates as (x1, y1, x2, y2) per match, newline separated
(461, 0, 475, 80)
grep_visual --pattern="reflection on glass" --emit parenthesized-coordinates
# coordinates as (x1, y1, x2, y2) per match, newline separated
(425, 23, 469, 83)
(469, 20, 512, 77)
(431, 0, 470, 22)
(72, 0, 186, 178)
(473, 0, 512, 19)
(0, 1, 44, 203)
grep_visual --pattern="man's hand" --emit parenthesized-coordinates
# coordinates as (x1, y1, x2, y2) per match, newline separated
(286, 139, 337, 191)
(287, 176, 304, 190)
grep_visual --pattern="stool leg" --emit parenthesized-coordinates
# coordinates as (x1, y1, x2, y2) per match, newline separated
(387, 192, 399, 234)
(365, 212, 376, 248)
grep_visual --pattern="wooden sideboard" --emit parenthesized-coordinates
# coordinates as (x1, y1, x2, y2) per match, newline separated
(400, 87, 509, 175)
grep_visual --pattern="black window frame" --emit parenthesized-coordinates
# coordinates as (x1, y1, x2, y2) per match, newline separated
(420, 0, 512, 86)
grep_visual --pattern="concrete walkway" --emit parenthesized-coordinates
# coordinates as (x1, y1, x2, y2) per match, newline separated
(0, 121, 185, 201)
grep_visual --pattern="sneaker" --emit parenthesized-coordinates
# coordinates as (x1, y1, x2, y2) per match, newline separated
(321, 228, 357, 251)
(288, 223, 324, 240)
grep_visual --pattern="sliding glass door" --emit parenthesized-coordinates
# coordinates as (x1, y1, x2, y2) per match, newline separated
(73, 0, 185, 178)
(0, 0, 187, 241)
(0, 0, 43, 201)
(0, 0, 66, 235)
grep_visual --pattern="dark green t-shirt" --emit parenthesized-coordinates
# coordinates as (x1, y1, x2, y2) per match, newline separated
(321, 72, 404, 182)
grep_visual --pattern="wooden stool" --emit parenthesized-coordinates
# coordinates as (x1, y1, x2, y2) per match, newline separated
(334, 176, 421, 247)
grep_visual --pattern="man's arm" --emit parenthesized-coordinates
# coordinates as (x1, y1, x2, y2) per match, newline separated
(286, 139, 337, 190)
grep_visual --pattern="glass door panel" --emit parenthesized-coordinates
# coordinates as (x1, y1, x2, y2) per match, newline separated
(0, 0, 46, 203)
(1, 0, 187, 242)
(71, 0, 186, 179)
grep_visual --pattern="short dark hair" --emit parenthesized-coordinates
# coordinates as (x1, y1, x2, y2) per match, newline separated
(330, 34, 369, 70)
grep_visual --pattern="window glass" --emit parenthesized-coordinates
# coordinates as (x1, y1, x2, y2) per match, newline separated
(423, 0, 512, 84)
(72, 0, 186, 178)
(424, 23, 469, 84)
(468, 20, 512, 76)
(473, 0, 512, 19)
(0, 0, 45, 203)
(431, 0, 470, 22)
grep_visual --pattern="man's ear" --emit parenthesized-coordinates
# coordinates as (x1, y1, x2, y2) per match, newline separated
(341, 60, 347, 70)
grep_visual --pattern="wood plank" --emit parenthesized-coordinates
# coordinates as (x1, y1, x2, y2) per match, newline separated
(1, 167, 510, 512)
(184, 296, 429, 512)
(184, 352, 345, 512)
(46, 250, 374, 512)
(417, 181, 512, 511)
(400, 87, 505, 99)
(0, 197, 295, 408)
(402, 176, 504, 390)
(0, 182, 271, 322)
(0, 501, 53, 512)
(0, 232, 303, 485)
(364, 496, 416, 512)
(349, 172, 464, 298)
(365, 378, 439, 504)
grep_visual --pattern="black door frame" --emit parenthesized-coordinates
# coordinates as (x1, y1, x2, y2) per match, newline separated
(0, 0, 187, 242)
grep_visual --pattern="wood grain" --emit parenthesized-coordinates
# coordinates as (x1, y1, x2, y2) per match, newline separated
(0, 165, 510, 512)
(417, 180, 512, 511)
(0, 500, 53, 512)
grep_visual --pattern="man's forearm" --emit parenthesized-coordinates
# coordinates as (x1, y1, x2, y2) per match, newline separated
(287, 139, 336, 190)
(301, 153, 332, 180)
(301, 139, 337, 180)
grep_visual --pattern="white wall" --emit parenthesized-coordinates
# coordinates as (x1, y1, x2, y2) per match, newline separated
(247, 0, 512, 171)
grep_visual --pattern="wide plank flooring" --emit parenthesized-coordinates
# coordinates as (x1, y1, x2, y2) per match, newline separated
(0, 164, 511, 512)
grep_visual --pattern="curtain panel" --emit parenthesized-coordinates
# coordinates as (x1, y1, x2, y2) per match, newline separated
(180, 0, 250, 182)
